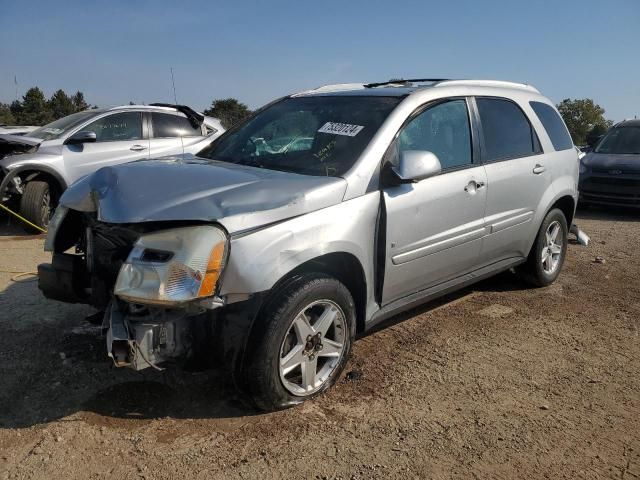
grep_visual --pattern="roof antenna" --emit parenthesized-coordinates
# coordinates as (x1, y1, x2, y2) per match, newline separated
(170, 67, 178, 104)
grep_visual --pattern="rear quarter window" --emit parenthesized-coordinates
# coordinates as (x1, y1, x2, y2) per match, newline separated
(529, 101, 573, 151)
(151, 112, 202, 138)
(476, 97, 539, 162)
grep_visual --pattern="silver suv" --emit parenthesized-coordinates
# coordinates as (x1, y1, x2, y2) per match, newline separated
(0, 104, 224, 230)
(39, 79, 578, 410)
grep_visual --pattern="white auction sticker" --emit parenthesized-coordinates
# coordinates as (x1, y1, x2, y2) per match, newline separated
(317, 122, 364, 137)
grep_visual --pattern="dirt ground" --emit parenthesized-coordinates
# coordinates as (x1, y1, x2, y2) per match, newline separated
(0, 208, 638, 479)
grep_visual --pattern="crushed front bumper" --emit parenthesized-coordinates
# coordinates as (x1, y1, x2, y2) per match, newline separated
(106, 301, 194, 371)
(39, 244, 267, 373)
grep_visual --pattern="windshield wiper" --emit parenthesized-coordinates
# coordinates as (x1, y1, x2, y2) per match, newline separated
(232, 157, 266, 168)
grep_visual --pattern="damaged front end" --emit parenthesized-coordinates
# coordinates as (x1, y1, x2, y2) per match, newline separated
(38, 208, 230, 371)
(106, 301, 193, 370)
(0, 134, 39, 160)
(0, 134, 41, 201)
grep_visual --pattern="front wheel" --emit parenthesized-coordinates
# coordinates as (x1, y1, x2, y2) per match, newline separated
(241, 274, 356, 411)
(519, 208, 568, 287)
(19, 180, 52, 233)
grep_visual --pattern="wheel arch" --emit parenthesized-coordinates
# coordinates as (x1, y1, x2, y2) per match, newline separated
(2, 164, 67, 200)
(263, 252, 368, 334)
(549, 194, 576, 227)
(526, 193, 575, 258)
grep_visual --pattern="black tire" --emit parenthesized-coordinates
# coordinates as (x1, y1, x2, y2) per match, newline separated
(519, 208, 568, 287)
(240, 273, 356, 411)
(19, 180, 51, 233)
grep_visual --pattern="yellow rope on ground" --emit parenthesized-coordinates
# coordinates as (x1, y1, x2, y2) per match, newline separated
(0, 203, 48, 233)
(0, 204, 46, 282)
(0, 270, 39, 282)
(10, 271, 39, 282)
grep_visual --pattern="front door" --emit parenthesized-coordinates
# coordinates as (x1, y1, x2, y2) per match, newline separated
(382, 98, 488, 304)
(63, 111, 149, 184)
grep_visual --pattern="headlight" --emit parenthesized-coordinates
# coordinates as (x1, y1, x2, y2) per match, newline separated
(44, 206, 68, 252)
(114, 225, 228, 306)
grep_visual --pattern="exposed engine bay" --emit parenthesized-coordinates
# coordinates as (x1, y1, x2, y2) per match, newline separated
(0, 135, 41, 202)
(0, 142, 36, 161)
(38, 211, 214, 371)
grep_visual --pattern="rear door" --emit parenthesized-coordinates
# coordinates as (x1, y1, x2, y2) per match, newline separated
(148, 112, 204, 158)
(62, 111, 149, 183)
(381, 98, 488, 304)
(473, 97, 551, 264)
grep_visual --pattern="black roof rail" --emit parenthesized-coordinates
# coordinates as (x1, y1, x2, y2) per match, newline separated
(149, 103, 205, 129)
(364, 78, 451, 88)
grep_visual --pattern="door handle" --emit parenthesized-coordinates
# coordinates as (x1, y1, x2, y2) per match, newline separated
(130, 144, 147, 151)
(464, 180, 485, 194)
(533, 164, 546, 174)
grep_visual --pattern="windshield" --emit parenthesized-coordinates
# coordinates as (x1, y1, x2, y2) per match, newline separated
(197, 96, 401, 176)
(595, 126, 640, 155)
(27, 111, 97, 141)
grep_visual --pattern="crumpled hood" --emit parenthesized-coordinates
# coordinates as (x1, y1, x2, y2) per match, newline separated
(582, 152, 640, 173)
(60, 157, 348, 233)
(0, 133, 41, 147)
(0, 134, 41, 161)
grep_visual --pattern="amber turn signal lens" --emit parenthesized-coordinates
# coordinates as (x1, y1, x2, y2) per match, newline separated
(197, 242, 226, 297)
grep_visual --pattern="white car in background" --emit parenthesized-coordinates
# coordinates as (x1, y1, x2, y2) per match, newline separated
(0, 104, 224, 230)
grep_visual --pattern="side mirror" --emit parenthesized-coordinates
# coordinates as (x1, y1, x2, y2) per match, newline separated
(65, 130, 97, 145)
(392, 150, 442, 183)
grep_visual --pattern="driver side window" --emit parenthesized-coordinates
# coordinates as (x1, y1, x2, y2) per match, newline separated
(398, 99, 472, 170)
(83, 112, 143, 142)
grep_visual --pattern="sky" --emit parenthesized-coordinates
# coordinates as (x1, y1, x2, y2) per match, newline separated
(1, 0, 638, 121)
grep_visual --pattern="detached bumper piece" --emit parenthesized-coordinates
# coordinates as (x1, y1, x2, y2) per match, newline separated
(38, 253, 90, 304)
(106, 301, 193, 371)
(570, 224, 590, 246)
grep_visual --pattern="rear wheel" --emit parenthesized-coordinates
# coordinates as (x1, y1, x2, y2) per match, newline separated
(240, 274, 356, 411)
(519, 208, 568, 287)
(19, 180, 52, 233)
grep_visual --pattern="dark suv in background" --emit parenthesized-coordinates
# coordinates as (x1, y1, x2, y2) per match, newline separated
(579, 119, 640, 207)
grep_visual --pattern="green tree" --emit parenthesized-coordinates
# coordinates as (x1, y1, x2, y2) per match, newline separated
(0, 103, 16, 124)
(585, 123, 609, 147)
(557, 98, 613, 146)
(48, 89, 75, 119)
(71, 91, 89, 111)
(18, 87, 53, 125)
(203, 98, 252, 129)
(10, 100, 23, 123)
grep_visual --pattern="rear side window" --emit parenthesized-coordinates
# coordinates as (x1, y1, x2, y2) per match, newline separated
(151, 112, 202, 138)
(477, 98, 538, 161)
(529, 101, 573, 151)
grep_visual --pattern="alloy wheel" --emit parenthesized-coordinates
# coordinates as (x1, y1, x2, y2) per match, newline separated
(279, 299, 347, 396)
(40, 189, 50, 229)
(541, 220, 563, 274)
